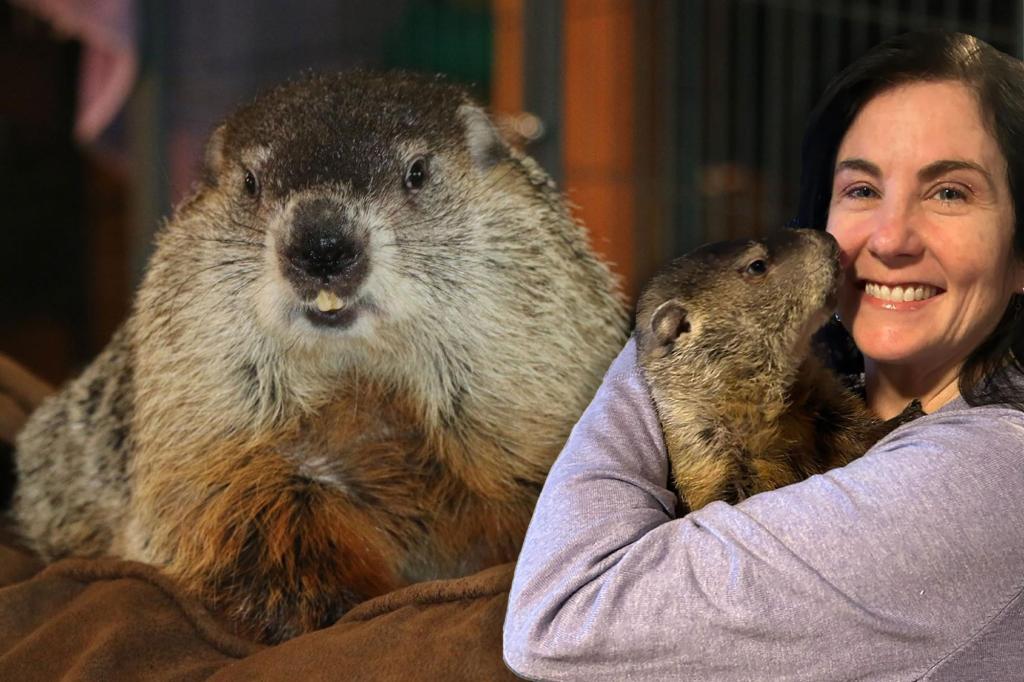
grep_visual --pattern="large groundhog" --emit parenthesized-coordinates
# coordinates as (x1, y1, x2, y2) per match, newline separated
(10, 71, 628, 643)
(635, 229, 920, 512)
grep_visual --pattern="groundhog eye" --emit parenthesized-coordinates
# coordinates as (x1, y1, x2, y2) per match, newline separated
(745, 259, 768, 276)
(243, 170, 259, 198)
(404, 157, 429, 192)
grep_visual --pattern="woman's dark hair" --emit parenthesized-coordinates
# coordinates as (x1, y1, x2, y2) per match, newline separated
(794, 30, 1024, 410)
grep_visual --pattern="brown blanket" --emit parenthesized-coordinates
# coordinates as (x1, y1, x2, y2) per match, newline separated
(0, 537, 518, 681)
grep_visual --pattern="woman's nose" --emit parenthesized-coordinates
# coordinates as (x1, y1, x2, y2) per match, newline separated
(865, 198, 924, 262)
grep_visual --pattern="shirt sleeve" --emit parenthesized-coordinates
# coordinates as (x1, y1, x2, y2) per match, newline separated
(503, 339, 1024, 681)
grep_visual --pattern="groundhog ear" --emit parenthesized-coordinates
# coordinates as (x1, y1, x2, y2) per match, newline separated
(203, 124, 228, 184)
(458, 104, 509, 170)
(651, 300, 691, 346)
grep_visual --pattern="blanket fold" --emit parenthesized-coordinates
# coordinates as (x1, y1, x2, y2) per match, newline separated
(0, 539, 517, 681)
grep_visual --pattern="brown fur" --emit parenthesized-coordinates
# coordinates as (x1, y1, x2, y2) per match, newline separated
(11, 71, 627, 642)
(634, 229, 919, 512)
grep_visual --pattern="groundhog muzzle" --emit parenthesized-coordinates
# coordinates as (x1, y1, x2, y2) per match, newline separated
(635, 229, 920, 512)
(9, 71, 628, 643)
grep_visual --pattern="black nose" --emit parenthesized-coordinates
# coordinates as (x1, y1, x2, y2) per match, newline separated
(291, 231, 361, 280)
(284, 199, 365, 282)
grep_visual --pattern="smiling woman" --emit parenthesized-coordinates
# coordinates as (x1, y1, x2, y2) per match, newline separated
(504, 31, 1024, 681)
(827, 80, 1024, 419)
(796, 31, 1024, 421)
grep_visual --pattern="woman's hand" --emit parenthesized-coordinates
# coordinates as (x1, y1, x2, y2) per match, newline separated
(0, 354, 54, 445)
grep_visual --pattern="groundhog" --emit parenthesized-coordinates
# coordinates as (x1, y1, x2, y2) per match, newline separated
(10, 71, 628, 643)
(634, 229, 920, 512)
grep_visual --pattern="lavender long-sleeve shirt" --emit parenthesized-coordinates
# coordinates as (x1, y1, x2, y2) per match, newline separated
(503, 340, 1024, 681)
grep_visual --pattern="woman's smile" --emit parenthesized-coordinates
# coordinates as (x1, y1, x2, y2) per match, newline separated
(861, 281, 939, 304)
(856, 280, 943, 312)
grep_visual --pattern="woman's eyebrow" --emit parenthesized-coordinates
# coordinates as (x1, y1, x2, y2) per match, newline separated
(917, 159, 995, 191)
(834, 158, 881, 178)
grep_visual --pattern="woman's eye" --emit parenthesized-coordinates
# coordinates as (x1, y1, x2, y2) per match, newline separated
(745, 259, 768, 276)
(846, 185, 877, 200)
(244, 170, 259, 198)
(933, 186, 966, 202)
(404, 157, 429, 192)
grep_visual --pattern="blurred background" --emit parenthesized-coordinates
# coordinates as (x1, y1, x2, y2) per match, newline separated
(1, 0, 1020, 385)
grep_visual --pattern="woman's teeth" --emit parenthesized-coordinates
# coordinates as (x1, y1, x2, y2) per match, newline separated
(864, 282, 937, 302)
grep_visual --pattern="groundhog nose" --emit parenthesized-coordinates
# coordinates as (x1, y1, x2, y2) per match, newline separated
(284, 198, 369, 283)
(291, 232, 361, 279)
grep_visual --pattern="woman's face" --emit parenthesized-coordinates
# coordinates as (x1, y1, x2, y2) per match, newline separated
(826, 80, 1023, 384)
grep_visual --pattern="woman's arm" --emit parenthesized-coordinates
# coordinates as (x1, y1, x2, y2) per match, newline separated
(503, 340, 1024, 681)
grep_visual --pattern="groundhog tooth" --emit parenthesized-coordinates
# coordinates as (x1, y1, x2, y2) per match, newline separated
(316, 290, 344, 313)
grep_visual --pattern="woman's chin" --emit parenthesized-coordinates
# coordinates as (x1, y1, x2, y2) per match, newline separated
(851, 325, 936, 368)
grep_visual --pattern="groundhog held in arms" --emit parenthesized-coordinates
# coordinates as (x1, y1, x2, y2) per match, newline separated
(634, 229, 921, 513)
(10, 71, 628, 643)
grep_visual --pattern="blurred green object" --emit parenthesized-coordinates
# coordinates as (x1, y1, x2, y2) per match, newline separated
(384, 0, 493, 101)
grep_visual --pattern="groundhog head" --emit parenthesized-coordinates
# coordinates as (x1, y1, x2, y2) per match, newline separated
(133, 69, 623, 431)
(635, 229, 841, 389)
(193, 71, 521, 347)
